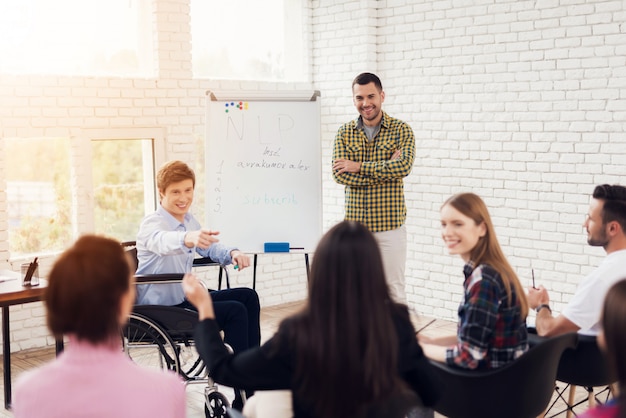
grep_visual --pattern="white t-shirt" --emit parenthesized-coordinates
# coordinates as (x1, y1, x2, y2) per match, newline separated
(563, 249, 626, 335)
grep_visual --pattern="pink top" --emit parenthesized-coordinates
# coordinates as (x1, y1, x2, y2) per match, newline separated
(13, 336, 186, 418)
(579, 403, 619, 418)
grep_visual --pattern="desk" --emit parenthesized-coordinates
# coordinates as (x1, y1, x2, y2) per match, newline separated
(0, 272, 48, 409)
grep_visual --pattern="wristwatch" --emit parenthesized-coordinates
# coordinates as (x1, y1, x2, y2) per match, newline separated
(535, 304, 552, 314)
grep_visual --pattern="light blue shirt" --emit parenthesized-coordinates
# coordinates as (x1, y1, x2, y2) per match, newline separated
(135, 205, 235, 305)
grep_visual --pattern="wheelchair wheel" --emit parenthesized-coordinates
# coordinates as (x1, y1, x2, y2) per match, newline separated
(204, 391, 229, 418)
(122, 313, 180, 373)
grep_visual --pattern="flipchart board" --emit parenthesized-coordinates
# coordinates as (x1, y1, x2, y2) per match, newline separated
(205, 90, 322, 253)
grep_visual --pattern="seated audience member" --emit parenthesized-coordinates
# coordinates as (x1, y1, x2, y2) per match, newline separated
(527, 184, 626, 337)
(419, 193, 529, 369)
(183, 220, 441, 418)
(135, 159, 260, 409)
(13, 235, 185, 418)
(579, 278, 626, 418)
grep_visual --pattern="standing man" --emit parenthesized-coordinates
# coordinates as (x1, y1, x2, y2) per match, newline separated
(332, 72, 416, 302)
(528, 184, 626, 336)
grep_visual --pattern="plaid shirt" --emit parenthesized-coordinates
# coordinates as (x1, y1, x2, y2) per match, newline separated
(446, 262, 528, 369)
(332, 111, 415, 232)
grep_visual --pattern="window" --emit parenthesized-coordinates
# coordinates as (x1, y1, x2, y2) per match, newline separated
(5, 138, 73, 256)
(0, 0, 154, 77)
(85, 128, 165, 243)
(190, 0, 308, 82)
(92, 138, 159, 242)
(5, 130, 164, 258)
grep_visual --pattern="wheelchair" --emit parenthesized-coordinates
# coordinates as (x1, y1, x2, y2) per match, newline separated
(120, 242, 243, 418)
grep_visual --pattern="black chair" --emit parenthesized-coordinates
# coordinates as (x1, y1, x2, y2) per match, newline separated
(543, 334, 615, 418)
(430, 332, 578, 418)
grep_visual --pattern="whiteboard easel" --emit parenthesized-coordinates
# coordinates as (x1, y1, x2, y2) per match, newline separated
(204, 90, 322, 254)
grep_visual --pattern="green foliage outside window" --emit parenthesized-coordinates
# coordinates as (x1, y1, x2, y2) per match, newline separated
(92, 140, 148, 242)
(5, 138, 72, 255)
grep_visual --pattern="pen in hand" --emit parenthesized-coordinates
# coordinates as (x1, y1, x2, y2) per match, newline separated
(532, 268, 536, 289)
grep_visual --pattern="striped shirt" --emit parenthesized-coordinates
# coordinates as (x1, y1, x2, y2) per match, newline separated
(446, 262, 528, 369)
(332, 111, 415, 232)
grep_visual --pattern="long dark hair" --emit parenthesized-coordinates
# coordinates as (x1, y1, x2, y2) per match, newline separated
(601, 279, 626, 418)
(287, 221, 402, 418)
(443, 193, 529, 318)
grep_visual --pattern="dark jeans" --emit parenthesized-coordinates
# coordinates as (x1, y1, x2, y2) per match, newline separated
(176, 287, 261, 353)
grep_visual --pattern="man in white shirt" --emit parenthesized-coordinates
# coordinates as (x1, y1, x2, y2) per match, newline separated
(528, 184, 626, 336)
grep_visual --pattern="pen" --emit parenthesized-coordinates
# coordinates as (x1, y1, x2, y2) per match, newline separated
(532, 268, 536, 289)
(415, 318, 436, 335)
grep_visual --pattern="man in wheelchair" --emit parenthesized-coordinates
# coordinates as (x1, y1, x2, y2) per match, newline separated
(135, 160, 261, 410)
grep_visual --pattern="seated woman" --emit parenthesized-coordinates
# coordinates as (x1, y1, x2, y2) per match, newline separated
(580, 278, 626, 418)
(183, 220, 441, 418)
(419, 193, 529, 369)
(13, 235, 185, 417)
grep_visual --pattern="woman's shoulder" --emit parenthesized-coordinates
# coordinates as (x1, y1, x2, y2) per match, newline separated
(389, 302, 411, 319)
(274, 313, 306, 343)
(468, 263, 505, 285)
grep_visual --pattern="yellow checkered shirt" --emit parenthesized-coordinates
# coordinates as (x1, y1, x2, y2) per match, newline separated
(332, 111, 415, 232)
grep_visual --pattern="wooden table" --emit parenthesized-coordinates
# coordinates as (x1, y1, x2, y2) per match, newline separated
(0, 271, 48, 409)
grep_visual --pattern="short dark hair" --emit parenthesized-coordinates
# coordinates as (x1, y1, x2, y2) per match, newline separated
(592, 184, 626, 231)
(45, 235, 133, 343)
(352, 72, 383, 91)
(156, 160, 195, 194)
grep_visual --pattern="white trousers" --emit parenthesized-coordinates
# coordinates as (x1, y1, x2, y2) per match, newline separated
(373, 225, 407, 303)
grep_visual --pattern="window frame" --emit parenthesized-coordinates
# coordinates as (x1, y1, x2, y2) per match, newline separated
(79, 127, 166, 236)
(5, 128, 165, 262)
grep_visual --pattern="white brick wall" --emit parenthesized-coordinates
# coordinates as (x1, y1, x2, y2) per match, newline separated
(314, 0, 626, 322)
(1, 0, 625, 352)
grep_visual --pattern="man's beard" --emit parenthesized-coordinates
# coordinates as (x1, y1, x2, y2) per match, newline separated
(587, 228, 609, 248)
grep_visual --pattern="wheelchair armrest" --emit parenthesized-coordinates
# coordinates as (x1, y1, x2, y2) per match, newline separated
(193, 257, 223, 267)
(134, 273, 185, 284)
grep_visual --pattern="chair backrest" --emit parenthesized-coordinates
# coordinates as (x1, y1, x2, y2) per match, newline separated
(556, 333, 612, 387)
(121, 241, 139, 270)
(430, 332, 578, 418)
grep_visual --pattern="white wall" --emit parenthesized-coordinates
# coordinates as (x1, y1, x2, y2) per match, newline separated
(313, 0, 626, 319)
(1, 0, 625, 352)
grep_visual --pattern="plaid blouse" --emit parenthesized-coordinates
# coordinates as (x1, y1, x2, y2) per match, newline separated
(332, 112, 416, 232)
(446, 262, 528, 369)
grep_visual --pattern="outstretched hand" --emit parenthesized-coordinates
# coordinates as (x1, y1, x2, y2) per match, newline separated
(181, 274, 215, 320)
(184, 229, 220, 249)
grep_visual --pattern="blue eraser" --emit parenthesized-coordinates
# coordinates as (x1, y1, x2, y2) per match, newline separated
(264, 242, 290, 252)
